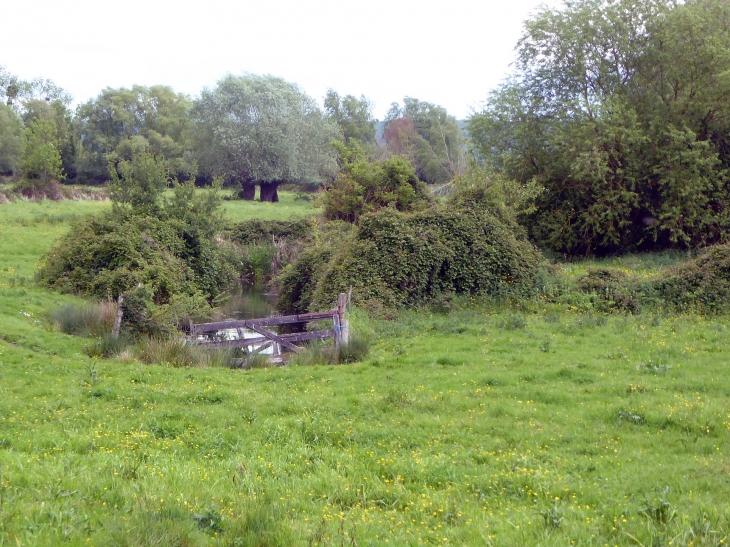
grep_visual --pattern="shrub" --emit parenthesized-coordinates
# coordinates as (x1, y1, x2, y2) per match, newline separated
(278, 203, 547, 316)
(320, 150, 432, 223)
(655, 244, 730, 313)
(575, 267, 642, 314)
(228, 219, 310, 245)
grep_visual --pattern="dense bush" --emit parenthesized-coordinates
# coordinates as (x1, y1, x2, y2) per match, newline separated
(320, 145, 432, 223)
(38, 152, 236, 334)
(227, 219, 312, 285)
(227, 219, 310, 245)
(277, 203, 546, 316)
(468, 0, 730, 255)
(655, 244, 730, 314)
(575, 268, 642, 314)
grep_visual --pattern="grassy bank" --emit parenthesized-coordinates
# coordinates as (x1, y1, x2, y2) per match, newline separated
(0, 197, 728, 546)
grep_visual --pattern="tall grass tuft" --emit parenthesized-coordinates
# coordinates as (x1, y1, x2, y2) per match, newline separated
(84, 333, 134, 358)
(289, 345, 332, 367)
(53, 300, 117, 337)
(137, 337, 208, 368)
(243, 352, 272, 369)
(136, 338, 244, 368)
(336, 334, 370, 363)
(289, 335, 370, 367)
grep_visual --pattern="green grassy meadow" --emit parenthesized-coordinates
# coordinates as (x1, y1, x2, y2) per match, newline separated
(1, 196, 729, 546)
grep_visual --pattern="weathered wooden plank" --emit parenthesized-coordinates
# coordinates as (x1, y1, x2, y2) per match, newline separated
(249, 341, 272, 355)
(249, 324, 302, 353)
(199, 329, 336, 349)
(192, 311, 337, 333)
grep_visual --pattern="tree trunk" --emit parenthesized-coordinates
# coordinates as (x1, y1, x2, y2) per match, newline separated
(240, 180, 256, 201)
(259, 181, 280, 203)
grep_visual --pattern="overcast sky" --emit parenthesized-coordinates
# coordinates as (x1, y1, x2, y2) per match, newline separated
(2, 0, 560, 120)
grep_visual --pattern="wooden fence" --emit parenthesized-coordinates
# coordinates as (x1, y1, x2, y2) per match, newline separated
(190, 293, 350, 359)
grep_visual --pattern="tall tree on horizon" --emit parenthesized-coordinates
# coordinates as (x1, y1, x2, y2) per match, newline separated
(191, 74, 340, 202)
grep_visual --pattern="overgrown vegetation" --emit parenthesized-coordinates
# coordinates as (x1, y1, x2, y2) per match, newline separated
(38, 152, 236, 335)
(3, 1, 730, 542)
(281, 165, 547, 316)
(469, 0, 730, 255)
(2, 177, 730, 546)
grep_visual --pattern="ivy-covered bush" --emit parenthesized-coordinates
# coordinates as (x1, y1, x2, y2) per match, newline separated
(655, 244, 730, 314)
(575, 268, 642, 314)
(277, 204, 546, 316)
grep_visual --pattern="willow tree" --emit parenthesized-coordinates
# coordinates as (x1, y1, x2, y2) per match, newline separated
(191, 74, 340, 201)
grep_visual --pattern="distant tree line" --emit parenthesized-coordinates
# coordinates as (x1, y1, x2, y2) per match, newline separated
(4, 0, 730, 256)
(0, 68, 467, 202)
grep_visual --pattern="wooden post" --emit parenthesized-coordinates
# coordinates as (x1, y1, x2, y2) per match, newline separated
(111, 295, 124, 339)
(333, 310, 341, 348)
(337, 293, 349, 346)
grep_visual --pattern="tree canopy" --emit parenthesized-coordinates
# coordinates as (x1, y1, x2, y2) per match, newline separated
(191, 74, 340, 202)
(468, 0, 730, 255)
(1, 65, 72, 110)
(0, 103, 24, 175)
(75, 85, 194, 183)
(384, 98, 467, 184)
(324, 90, 376, 147)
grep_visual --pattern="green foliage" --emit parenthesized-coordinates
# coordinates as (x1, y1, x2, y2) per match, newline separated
(277, 246, 334, 315)
(447, 164, 544, 229)
(336, 334, 370, 364)
(0, 65, 71, 109)
(20, 117, 64, 184)
(321, 148, 432, 223)
(655, 244, 730, 314)
(575, 268, 642, 314)
(469, 0, 730, 255)
(4, 196, 730, 546)
(52, 300, 116, 337)
(109, 151, 170, 215)
(38, 153, 234, 335)
(22, 98, 77, 180)
(384, 98, 467, 184)
(0, 103, 24, 175)
(75, 85, 193, 183)
(279, 203, 546, 315)
(228, 219, 310, 245)
(84, 333, 134, 358)
(191, 74, 340, 200)
(227, 219, 312, 285)
(323, 89, 376, 147)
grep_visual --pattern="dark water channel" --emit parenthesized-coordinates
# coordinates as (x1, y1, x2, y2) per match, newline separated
(220, 282, 277, 320)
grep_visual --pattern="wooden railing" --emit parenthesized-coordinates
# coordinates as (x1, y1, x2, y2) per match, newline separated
(190, 293, 350, 358)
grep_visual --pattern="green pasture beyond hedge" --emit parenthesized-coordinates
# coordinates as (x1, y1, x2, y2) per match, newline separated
(0, 197, 729, 546)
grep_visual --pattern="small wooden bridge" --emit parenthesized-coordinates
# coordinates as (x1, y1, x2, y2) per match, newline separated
(190, 293, 350, 361)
